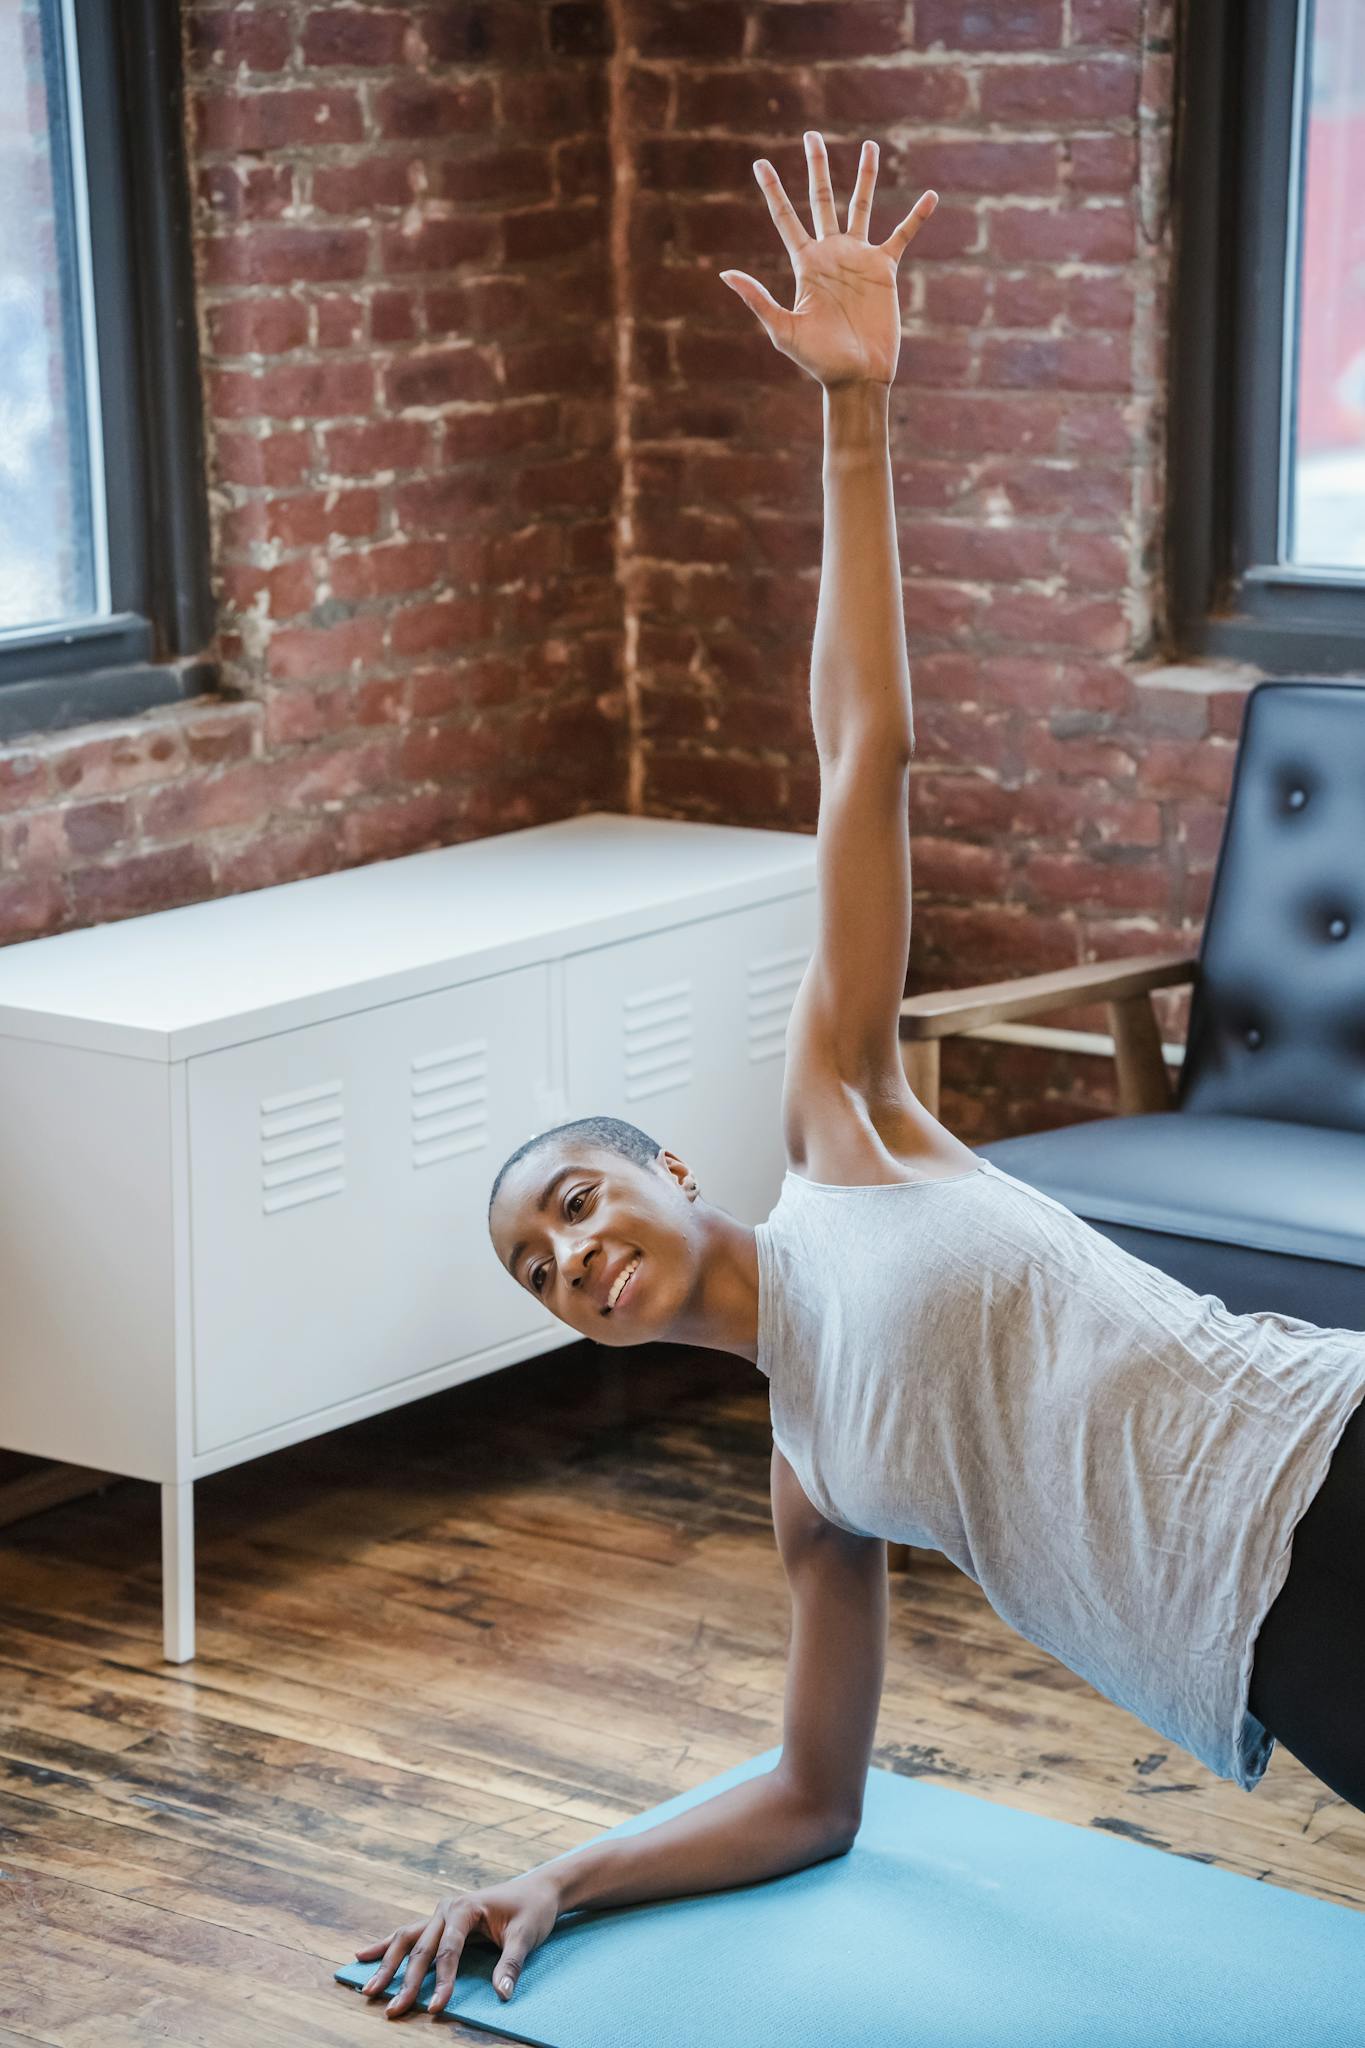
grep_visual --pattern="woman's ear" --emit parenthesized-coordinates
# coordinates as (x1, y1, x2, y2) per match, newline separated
(658, 1148, 698, 1194)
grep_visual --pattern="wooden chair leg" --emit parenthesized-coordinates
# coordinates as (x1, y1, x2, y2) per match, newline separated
(1107, 993, 1171, 1116)
(900, 1037, 941, 1118)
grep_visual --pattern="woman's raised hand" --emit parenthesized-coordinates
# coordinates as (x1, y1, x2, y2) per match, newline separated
(721, 132, 936, 390)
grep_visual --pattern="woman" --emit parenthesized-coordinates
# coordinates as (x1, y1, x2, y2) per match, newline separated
(356, 132, 1365, 2020)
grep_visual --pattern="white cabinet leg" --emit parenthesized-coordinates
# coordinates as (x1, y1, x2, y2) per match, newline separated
(161, 1480, 195, 1663)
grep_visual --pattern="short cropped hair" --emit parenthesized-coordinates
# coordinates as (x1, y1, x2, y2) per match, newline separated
(487, 1113, 662, 1227)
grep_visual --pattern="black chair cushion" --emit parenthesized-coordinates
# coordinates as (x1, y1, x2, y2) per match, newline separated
(979, 1113, 1365, 1329)
(1179, 679, 1365, 1134)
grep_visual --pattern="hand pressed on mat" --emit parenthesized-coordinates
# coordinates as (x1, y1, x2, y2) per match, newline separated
(720, 131, 936, 389)
(354, 1869, 561, 2017)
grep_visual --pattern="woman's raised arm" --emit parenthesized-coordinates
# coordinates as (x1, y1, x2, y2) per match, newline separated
(723, 133, 937, 1092)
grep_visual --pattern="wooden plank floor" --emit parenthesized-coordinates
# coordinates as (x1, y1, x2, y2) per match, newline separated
(1, 1341, 1360, 2043)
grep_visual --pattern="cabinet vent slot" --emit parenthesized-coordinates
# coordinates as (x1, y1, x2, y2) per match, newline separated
(623, 977, 693, 1100)
(747, 944, 807, 1063)
(260, 1080, 345, 1213)
(412, 1037, 489, 1167)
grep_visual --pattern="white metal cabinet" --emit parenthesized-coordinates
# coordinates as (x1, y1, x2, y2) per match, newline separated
(0, 1036, 177, 1481)
(564, 895, 815, 1224)
(0, 812, 818, 1667)
(189, 964, 556, 1454)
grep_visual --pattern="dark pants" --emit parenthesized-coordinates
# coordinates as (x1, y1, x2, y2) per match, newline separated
(1246, 1393, 1365, 1812)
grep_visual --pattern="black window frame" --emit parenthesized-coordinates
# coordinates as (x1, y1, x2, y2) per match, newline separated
(0, 0, 215, 744)
(1168, 0, 1365, 673)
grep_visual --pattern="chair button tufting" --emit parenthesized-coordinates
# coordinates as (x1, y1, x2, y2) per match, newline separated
(1287, 787, 1307, 810)
(1246, 1027, 1263, 1049)
(1328, 915, 1348, 941)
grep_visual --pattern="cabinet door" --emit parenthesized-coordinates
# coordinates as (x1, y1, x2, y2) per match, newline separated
(189, 965, 559, 1453)
(564, 893, 814, 1225)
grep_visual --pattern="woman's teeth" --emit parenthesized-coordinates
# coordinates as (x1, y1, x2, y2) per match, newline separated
(607, 1253, 641, 1310)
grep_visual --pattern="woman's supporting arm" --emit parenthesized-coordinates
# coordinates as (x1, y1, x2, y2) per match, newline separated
(549, 1767, 856, 1915)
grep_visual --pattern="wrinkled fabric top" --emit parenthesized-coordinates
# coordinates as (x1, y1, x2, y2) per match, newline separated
(754, 1156, 1365, 1788)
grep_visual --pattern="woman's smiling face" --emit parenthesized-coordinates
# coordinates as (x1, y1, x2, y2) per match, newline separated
(488, 1139, 702, 1346)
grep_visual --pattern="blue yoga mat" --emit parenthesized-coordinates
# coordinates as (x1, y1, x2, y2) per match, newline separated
(335, 1745, 1365, 2045)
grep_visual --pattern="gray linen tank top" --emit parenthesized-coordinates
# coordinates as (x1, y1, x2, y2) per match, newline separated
(754, 1155, 1365, 1789)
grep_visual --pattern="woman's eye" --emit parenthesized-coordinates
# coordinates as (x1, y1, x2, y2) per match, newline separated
(529, 1189, 590, 1292)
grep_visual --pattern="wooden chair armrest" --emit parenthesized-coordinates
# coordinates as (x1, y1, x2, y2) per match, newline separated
(896, 952, 1198, 1123)
(898, 952, 1198, 1040)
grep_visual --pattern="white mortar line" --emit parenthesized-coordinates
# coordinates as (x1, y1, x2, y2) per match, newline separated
(606, 0, 643, 815)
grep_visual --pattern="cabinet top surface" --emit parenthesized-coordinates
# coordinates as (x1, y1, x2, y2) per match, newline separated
(0, 812, 815, 1052)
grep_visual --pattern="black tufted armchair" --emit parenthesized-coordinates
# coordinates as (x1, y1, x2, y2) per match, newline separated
(898, 680, 1365, 1332)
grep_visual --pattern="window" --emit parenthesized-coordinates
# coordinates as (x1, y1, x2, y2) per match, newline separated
(1286, 3, 1365, 573)
(0, 0, 102, 634)
(0, 0, 213, 742)
(1169, 0, 1365, 670)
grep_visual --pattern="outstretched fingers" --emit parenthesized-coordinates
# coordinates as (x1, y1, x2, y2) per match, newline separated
(752, 157, 810, 263)
(880, 188, 939, 264)
(803, 129, 839, 238)
(719, 268, 793, 353)
(845, 138, 878, 239)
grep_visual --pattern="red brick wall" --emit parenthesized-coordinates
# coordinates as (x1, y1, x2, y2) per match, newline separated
(0, 1, 1244, 1144)
(0, 0, 625, 941)
(613, 0, 1243, 1139)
